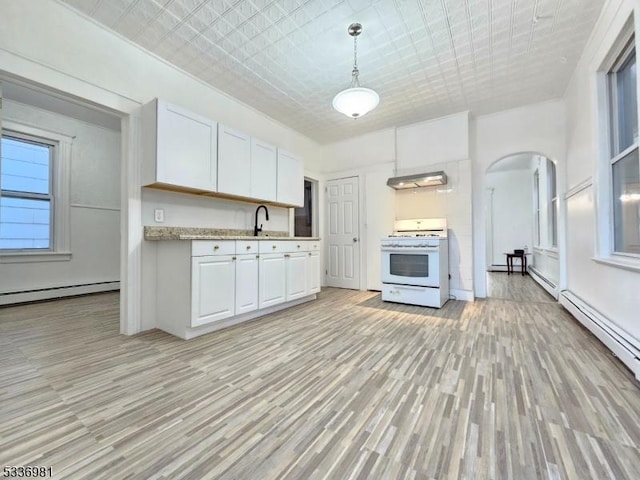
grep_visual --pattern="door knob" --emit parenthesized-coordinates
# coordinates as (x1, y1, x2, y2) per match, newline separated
(353, 237, 358, 242)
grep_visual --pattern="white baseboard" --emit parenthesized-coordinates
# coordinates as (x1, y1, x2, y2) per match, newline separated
(488, 265, 508, 272)
(0, 282, 120, 306)
(450, 288, 474, 302)
(560, 290, 640, 380)
(528, 267, 558, 299)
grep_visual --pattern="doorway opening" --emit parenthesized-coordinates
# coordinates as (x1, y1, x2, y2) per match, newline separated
(0, 77, 123, 306)
(485, 152, 559, 299)
(294, 178, 317, 237)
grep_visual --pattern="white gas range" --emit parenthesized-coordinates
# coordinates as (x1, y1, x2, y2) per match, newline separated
(381, 218, 449, 308)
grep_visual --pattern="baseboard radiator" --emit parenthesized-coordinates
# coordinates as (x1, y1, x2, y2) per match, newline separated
(560, 290, 640, 380)
(529, 267, 558, 299)
(0, 281, 120, 306)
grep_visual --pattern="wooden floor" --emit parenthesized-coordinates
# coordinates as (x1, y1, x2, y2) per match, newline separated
(1, 280, 639, 479)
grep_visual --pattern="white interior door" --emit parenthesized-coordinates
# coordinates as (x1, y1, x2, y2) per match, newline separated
(326, 177, 360, 289)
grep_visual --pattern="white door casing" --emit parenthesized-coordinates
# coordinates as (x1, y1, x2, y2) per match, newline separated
(326, 176, 360, 290)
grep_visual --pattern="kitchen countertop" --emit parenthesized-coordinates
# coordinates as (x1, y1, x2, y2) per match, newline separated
(145, 226, 320, 241)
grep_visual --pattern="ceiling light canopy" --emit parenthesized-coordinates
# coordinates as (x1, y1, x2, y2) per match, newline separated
(332, 23, 379, 119)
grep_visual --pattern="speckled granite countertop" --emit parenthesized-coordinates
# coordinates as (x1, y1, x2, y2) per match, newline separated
(144, 226, 320, 241)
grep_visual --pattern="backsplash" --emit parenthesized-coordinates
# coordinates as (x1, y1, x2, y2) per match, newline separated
(142, 187, 290, 232)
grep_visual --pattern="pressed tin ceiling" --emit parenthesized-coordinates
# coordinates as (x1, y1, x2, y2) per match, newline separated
(59, 0, 605, 143)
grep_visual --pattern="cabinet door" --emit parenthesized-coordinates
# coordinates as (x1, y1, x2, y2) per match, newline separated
(276, 149, 304, 207)
(191, 255, 235, 327)
(218, 124, 251, 197)
(308, 251, 320, 294)
(259, 253, 286, 308)
(236, 254, 259, 315)
(251, 138, 277, 201)
(286, 252, 308, 300)
(156, 99, 218, 191)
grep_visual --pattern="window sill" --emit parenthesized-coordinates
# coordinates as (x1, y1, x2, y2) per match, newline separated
(0, 251, 72, 264)
(592, 256, 640, 273)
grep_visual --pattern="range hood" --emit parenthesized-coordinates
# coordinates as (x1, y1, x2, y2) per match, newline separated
(386, 171, 447, 190)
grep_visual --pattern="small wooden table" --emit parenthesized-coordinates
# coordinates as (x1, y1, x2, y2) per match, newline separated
(505, 252, 531, 275)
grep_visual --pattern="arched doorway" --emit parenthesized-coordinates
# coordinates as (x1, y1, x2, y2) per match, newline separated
(484, 152, 560, 299)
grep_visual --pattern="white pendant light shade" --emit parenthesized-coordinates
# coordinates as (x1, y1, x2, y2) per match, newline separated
(332, 87, 380, 118)
(333, 23, 379, 119)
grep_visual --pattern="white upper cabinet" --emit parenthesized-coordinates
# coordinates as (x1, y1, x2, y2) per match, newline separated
(142, 98, 217, 192)
(277, 149, 304, 207)
(217, 124, 251, 197)
(250, 138, 277, 201)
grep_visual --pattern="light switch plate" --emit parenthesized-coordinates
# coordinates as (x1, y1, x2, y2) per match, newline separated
(154, 208, 164, 222)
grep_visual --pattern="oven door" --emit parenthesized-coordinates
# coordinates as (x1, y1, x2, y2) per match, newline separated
(381, 247, 440, 287)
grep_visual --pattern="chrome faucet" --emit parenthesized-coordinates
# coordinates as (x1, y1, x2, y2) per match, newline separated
(254, 205, 269, 236)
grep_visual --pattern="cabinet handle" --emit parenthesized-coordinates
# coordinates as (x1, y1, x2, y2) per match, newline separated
(272, 245, 276, 249)
(308, 252, 312, 256)
(246, 245, 251, 250)
(284, 254, 290, 258)
(256, 255, 260, 259)
(214, 245, 219, 250)
(297, 245, 301, 248)
(232, 256, 236, 260)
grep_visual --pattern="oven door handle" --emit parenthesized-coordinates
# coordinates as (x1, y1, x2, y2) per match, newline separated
(381, 247, 439, 253)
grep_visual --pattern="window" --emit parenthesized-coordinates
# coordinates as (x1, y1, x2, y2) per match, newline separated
(607, 37, 640, 255)
(548, 161, 558, 248)
(0, 134, 54, 250)
(533, 169, 541, 246)
(0, 120, 72, 262)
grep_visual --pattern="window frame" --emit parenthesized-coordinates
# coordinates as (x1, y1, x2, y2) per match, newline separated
(547, 161, 558, 249)
(605, 34, 640, 259)
(0, 120, 72, 263)
(1, 131, 55, 252)
(533, 168, 541, 247)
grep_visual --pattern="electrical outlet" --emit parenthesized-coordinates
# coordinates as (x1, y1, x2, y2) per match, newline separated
(154, 209, 164, 223)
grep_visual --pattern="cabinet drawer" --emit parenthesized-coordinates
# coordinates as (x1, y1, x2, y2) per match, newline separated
(192, 240, 235, 256)
(284, 241, 307, 253)
(236, 240, 259, 254)
(259, 240, 287, 254)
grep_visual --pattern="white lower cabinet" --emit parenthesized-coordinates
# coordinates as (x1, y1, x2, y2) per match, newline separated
(286, 252, 308, 300)
(259, 253, 287, 308)
(156, 239, 319, 339)
(235, 254, 259, 314)
(191, 255, 236, 327)
(308, 251, 320, 294)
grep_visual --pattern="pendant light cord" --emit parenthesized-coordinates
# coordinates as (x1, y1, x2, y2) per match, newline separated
(351, 35, 360, 87)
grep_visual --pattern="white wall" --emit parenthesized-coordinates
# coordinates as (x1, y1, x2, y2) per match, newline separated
(472, 100, 566, 297)
(485, 169, 534, 267)
(142, 188, 290, 232)
(315, 112, 473, 299)
(562, 0, 640, 347)
(0, 99, 120, 294)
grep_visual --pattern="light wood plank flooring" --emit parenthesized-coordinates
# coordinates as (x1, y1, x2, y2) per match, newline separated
(1, 285, 639, 479)
(487, 272, 556, 303)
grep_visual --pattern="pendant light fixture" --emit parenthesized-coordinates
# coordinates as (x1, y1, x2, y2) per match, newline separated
(332, 23, 380, 119)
